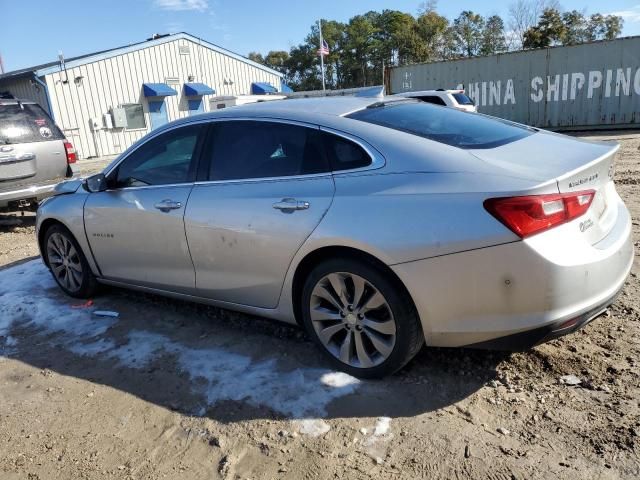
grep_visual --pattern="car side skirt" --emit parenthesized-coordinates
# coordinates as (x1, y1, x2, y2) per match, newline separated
(96, 277, 298, 325)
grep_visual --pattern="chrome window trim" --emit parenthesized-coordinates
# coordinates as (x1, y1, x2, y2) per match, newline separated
(103, 182, 195, 193)
(103, 116, 386, 190)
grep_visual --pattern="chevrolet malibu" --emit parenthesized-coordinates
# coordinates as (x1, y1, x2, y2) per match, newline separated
(36, 97, 634, 378)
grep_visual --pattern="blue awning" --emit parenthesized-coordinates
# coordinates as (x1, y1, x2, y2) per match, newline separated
(280, 83, 294, 94)
(251, 82, 278, 95)
(142, 83, 177, 97)
(183, 82, 215, 96)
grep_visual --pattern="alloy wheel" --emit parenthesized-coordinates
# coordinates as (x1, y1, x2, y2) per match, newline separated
(309, 272, 397, 368)
(46, 232, 84, 292)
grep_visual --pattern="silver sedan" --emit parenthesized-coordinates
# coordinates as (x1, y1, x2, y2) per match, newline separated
(36, 97, 634, 378)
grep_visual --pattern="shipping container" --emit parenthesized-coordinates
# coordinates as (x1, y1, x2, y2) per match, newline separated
(389, 36, 640, 130)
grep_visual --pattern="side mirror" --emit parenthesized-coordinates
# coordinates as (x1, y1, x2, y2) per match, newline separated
(85, 173, 108, 193)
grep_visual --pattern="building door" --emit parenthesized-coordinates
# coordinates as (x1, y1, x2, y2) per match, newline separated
(188, 99, 204, 116)
(149, 100, 168, 130)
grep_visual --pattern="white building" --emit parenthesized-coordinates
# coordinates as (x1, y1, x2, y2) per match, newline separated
(0, 32, 286, 159)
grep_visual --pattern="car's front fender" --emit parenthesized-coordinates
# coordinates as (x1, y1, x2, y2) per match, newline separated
(36, 191, 100, 276)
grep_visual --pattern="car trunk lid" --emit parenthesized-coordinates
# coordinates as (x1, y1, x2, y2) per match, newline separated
(469, 131, 619, 244)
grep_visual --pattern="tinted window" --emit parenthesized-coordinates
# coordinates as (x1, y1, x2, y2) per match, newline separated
(115, 125, 203, 187)
(0, 103, 64, 144)
(418, 95, 447, 106)
(322, 132, 372, 171)
(347, 102, 533, 149)
(452, 93, 474, 105)
(208, 121, 329, 180)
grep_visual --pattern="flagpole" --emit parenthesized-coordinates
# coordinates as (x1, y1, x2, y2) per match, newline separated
(318, 19, 326, 92)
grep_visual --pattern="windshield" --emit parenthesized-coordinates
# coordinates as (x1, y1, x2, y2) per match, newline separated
(452, 93, 474, 105)
(0, 103, 64, 145)
(347, 101, 533, 149)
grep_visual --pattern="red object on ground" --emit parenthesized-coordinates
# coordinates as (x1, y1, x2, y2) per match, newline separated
(71, 299, 94, 309)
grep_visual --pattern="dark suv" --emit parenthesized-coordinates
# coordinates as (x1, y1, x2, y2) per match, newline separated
(0, 98, 77, 210)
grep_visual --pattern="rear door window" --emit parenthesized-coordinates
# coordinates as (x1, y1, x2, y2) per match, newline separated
(0, 103, 64, 144)
(207, 121, 330, 181)
(347, 101, 533, 149)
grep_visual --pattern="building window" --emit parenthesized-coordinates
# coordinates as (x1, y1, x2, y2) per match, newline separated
(122, 104, 146, 129)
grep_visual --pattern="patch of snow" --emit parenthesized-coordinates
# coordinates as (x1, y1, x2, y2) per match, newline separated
(295, 419, 331, 437)
(559, 374, 582, 386)
(68, 338, 116, 356)
(4, 336, 18, 347)
(363, 416, 393, 447)
(0, 260, 116, 340)
(320, 371, 360, 388)
(373, 416, 391, 436)
(0, 260, 363, 419)
(108, 329, 360, 417)
(108, 331, 170, 367)
(0, 316, 12, 337)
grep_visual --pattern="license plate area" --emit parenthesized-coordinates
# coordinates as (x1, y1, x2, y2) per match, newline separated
(0, 156, 37, 181)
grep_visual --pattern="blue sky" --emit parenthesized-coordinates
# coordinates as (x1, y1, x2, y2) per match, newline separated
(2, 0, 640, 72)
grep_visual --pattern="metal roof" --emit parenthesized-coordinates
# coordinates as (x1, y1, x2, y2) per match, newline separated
(0, 32, 283, 81)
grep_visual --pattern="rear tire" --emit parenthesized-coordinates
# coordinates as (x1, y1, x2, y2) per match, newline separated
(301, 257, 424, 379)
(43, 224, 98, 299)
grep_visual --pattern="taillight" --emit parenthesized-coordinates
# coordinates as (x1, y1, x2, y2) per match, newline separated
(63, 140, 77, 164)
(484, 190, 595, 238)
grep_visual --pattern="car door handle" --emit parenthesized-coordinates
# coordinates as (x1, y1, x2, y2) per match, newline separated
(154, 199, 182, 212)
(272, 198, 310, 212)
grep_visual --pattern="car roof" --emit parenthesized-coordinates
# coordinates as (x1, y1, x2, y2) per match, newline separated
(220, 96, 380, 117)
(166, 96, 417, 128)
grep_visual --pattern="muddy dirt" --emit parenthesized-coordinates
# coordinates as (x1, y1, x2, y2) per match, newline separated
(0, 134, 638, 480)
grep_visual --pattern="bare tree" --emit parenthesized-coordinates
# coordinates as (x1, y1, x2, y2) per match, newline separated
(508, 0, 561, 49)
(418, 0, 438, 15)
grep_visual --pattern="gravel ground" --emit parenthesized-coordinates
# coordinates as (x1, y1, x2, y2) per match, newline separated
(0, 133, 638, 480)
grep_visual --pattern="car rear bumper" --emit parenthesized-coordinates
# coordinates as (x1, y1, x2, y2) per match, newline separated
(391, 196, 634, 348)
(0, 175, 72, 208)
(463, 286, 621, 350)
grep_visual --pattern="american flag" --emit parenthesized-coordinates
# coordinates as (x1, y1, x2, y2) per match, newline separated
(317, 39, 330, 56)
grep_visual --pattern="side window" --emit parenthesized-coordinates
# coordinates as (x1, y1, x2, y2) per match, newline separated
(208, 121, 329, 181)
(322, 132, 372, 171)
(115, 124, 203, 188)
(418, 96, 447, 106)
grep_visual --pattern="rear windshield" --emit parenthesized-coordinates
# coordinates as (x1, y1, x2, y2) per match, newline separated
(0, 103, 64, 144)
(452, 93, 474, 105)
(347, 101, 533, 149)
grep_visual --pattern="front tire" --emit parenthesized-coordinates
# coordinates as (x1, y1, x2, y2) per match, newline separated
(301, 258, 424, 378)
(43, 224, 98, 298)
